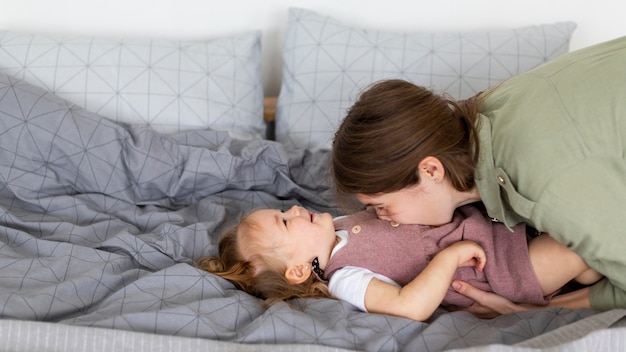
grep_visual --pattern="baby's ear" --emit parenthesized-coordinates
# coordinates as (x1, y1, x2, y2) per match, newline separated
(285, 263, 312, 284)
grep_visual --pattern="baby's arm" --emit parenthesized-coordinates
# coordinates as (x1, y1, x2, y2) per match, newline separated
(364, 240, 486, 321)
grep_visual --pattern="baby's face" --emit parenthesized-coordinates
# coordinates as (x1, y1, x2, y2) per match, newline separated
(240, 206, 337, 270)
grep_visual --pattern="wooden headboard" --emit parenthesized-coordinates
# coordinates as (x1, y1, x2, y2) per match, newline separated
(263, 97, 277, 140)
(263, 97, 277, 123)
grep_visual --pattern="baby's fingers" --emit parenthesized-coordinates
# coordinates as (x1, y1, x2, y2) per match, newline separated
(474, 253, 486, 272)
(463, 244, 486, 272)
(451, 241, 487, 271)
(458, 258, 477, 268)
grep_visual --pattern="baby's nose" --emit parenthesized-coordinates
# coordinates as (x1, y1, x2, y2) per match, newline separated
(288, 205, 301, 215)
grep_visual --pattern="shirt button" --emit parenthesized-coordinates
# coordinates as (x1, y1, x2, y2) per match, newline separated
(390, 220, 400, 227)
(497, 176, 506, 184)
(352, 225, 361, 234)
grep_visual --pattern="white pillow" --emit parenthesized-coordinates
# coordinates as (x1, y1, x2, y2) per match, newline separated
(276, 8, 577, 150)
(0, 30, 264, 140)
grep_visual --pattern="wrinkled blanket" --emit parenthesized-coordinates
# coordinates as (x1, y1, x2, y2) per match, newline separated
(0, 73, 613, 351)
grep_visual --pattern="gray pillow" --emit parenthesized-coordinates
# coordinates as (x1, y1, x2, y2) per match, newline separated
(0, 30, 264, 140)
(276, 8, 577, 150)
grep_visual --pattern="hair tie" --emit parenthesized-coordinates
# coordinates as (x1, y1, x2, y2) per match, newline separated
(311, 257, 326, 281)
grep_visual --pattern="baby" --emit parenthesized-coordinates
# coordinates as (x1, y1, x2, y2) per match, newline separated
(198, 204, 601, 321)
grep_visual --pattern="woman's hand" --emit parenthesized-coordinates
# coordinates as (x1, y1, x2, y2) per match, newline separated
(450, 280, 592, 318)
(450, 280, 524, 318)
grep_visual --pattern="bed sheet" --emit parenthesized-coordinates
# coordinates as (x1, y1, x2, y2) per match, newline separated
(0, 73, 624, 351)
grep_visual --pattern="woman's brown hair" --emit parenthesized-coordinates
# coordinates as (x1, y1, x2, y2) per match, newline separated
(332, 79, 483, 204)
(197, 214, 332, 307)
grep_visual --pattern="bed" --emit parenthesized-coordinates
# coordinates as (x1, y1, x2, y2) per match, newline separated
(0, 7, 625, 352)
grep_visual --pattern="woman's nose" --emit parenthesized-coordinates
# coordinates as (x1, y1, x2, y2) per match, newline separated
(376, 212, 392, 221)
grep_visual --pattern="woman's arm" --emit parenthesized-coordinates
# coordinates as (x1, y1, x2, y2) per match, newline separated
(364, 240, 486, 321)
(450, 280, 591, 318)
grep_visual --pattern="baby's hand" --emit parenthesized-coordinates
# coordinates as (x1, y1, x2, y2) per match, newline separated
(445, 241, 486, 272)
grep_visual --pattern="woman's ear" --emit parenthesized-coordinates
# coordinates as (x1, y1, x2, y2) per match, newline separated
(285, 263, 312, 284)
(417, 156, 445, 183)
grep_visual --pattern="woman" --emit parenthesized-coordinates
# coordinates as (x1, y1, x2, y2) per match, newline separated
(331, 36, 626, 313)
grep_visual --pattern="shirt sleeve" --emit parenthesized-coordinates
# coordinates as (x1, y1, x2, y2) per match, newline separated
(328, 266, 399, 312)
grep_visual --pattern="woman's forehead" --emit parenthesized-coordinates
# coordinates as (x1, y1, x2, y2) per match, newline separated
(356, 193, 387, 204)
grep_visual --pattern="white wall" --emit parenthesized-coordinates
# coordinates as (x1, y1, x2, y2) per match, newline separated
(0, 0, 624, 95)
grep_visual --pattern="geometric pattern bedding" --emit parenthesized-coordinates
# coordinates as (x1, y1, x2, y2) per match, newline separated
(0, 73, 616, 351)
(0, 30, 265, 140)
(275, 8, 577, 150)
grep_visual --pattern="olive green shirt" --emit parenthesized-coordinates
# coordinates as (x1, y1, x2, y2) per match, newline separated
(475, 36, 626, 310)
